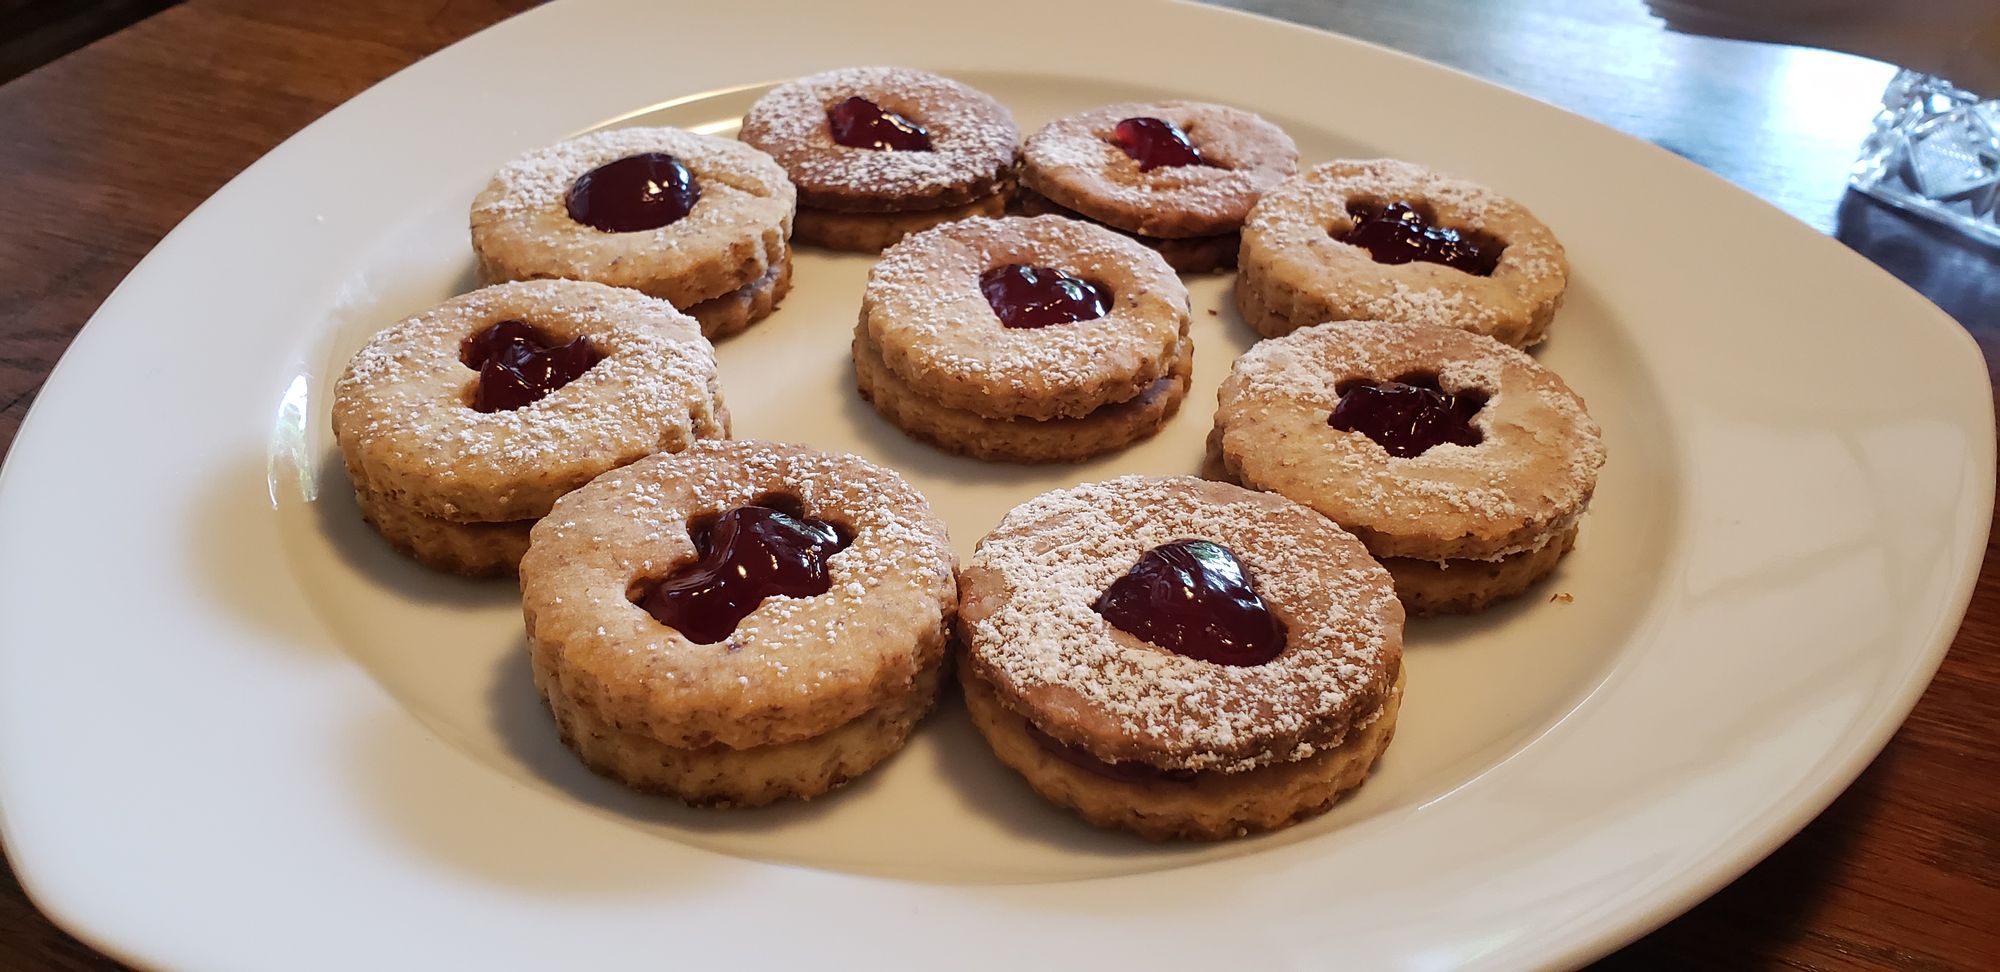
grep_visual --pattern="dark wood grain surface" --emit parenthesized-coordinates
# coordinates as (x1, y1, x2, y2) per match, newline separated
(1, 1, 1994, 968)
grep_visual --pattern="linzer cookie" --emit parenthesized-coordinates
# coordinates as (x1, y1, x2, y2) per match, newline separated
(958, 476, 1404, 840)
(470, 126, 796, 339)
(330, 280, 728, 576)
(852, 215, 1191, 462)
(519, 440, 956, 807)
(1209, 319, 1604, 613)
(1236, 159, 1567, 346)
(739, 66, 1019, 252)
(1019, 101, 1298, 272)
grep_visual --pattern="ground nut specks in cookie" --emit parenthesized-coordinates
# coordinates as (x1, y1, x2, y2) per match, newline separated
(519, 440, 956, 806)
(1236, 159, 1567, 347)
(1210, 319, 1604, 613)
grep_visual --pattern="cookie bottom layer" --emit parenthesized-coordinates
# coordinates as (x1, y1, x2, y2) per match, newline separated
(1382, 522, 1580, 615)
(1017, 188, 1237, 273)
(853, 328, 1191, 463)
(686, 250, 792, 340)
(352, 483, 532, 577)
(535, 649, 944, 808)
(795, 192, 1009, 253)
(961, 663, 1399, 841)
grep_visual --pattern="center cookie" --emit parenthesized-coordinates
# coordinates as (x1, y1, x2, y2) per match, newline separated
(853, 214, 1192, 463)
(958, 476, 1405, 840)
(519, 440, 957, 807)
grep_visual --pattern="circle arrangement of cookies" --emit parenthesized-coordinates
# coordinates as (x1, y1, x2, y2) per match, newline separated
(326, 63, 1605, 840)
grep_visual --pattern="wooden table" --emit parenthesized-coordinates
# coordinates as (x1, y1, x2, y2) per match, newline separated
(2, 1, 1994, 967)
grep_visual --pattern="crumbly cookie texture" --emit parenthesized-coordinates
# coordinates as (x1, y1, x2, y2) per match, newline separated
(739, 66, 1019, 213)
(860, 215, 1189, 422)
(520, 441, 956, 794)
(349, 480, 531, 577)
(794, 190, 1008, 253)
(1018, 187, 1238, 273)
(331, 279, 726, 525)
(1236, 159, 1567, 347)
(471, 126, 795, 311)
(1021, 100, 1298, 239)
(686, 254, 792, 340)
(959, 476, 1403, 773)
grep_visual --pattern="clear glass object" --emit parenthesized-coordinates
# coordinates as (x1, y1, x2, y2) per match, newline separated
(1851, 69, 2000, 247)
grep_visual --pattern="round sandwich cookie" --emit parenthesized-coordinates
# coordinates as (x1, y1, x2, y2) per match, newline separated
(958, 476, 1404, 841)
(1019, 100, 1298, 272)
(1209, 319, 1605, 613)
(470, 126, 796, 339)
(330, 279, 727, 576)
(739, 66, 1019, 252)
(1236, 159, 1567, 347)
(519, 440, 957, 807)
(853, 214, 1191, 463)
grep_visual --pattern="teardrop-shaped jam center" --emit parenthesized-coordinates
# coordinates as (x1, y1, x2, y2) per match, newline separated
(1336, 200, 1504, 276)
(1328, 372, 1487, 458)
(635, 503, 852, 645)
(565, 152, 701, 233)
(1110, 116, 1207, 171)
(1091, 539, 1286, 666)
(826, 96, 932, 151)
(460, 319, 602, 413)
(1024, 722, 1199, 784)
(978, 264, 1114, 329)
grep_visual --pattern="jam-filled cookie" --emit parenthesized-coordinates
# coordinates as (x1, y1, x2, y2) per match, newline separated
(519, 440, 956, 807)
(958, 476, 1404, 841)
(853, 215, 1191, 463)
(1236, 159, 1567, 347)
(1209, 319, 1604, 613)
(739, 66, 1019, 253)
(330, 280, 727, 576)
(1019, 101, 1298, 273)
(471, 126, 796, 339)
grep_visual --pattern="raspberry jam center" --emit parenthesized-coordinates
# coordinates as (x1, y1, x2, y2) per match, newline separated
(1024, 722, 1198, 784)
(1336, 201, 1504, 276)
(1329, 372, 1488, 458)
(1091, 539, 1286, 666)
(460, 319, 602, 413)
(1110, 116, 1207, 171)
(565, 152, 701, 233)
(827, 96, 932, 151)
(635, 501, 852, 645)
(978, 264, 1114, 329)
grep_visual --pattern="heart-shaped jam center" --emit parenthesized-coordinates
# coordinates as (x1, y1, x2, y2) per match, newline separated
(827, 96, 932, 151)
(978, 264, 1114, 329)
(1024, 722, 1198, 784)
(1329, 372, 1488, 458)
(1110, 116, 1207, 171)
(635, 501, 852, 645)
(565, 152, 701, 233)
(460, 319, 602, 413)
(1092, 539, 1286, 666)
(1336, 201, 1504, 275)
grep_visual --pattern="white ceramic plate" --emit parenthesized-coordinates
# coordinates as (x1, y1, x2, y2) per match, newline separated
(0, 1, 1989, 968)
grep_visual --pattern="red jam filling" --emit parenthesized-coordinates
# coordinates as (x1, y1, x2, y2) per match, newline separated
(1024, 722, 1199, 784)
(634, 501, 852, 645)
(978, 264, 1114, 329)
(1091, 539, 1286, 666)
(1336, 200, 1504, 276)
(1329, 372, 1488, 458)
(1110, 116, 1207, 171)
(460, 319, 602, 413)
(565, 152, 701, 233)
(826, 96, 932, 151)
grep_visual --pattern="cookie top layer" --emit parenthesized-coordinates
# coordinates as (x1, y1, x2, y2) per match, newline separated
(860, 215, 1188, 421)
(471, 126, 794, 308)
(519, 440, 957, 751)
(738, 66, 1019, 213)
(1022, 100, 1298, 238)
(331, 280, 725, 523)
(959, 476, 1403, 773)
(1213, 319, 1604, 561)
(1239, 159, 1568, 347)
